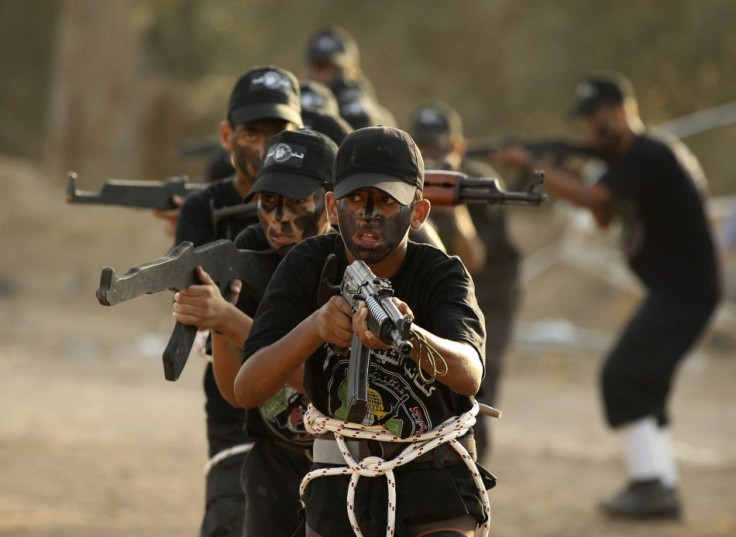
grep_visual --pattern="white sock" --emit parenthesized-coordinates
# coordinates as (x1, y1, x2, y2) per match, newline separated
(654, 427, 679, 487)
(619, 416, 660, 481)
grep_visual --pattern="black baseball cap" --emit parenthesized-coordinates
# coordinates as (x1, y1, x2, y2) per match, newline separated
(333, 126, 424, 206)
(410, 102, 463, 149)
(228, 66, 302, 127)
(569, 73, 635, 117)
(300, 80, 340, 116)
(302, 110, 353, 146)
(245, 129, 338, 202)
(305, 26, 360, 69)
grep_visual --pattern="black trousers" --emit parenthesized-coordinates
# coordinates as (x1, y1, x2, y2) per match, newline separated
(200, 452, 247, 537)
(601, 289, 718, 428)
(474, 269, 520, 461)
(240, 438, 313, 537)
(303, 459, 495, 537)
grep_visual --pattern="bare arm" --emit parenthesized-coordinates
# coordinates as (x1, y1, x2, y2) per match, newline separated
(173, 266, 253, 405)
(353, 300, 483, 396)
(430, 206, 487, 275)
(543, 168, 616, 228)
(492, 145, 616, 228)
(234, 295, 354, 408)
(211, 333, 247, 407)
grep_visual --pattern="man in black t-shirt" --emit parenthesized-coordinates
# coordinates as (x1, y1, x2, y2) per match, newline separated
(173, 129, 338, 536)
(174, 65, 302, 537)
(410, 102, 521, 464)
(493, 73, 720, 520)
(236, 126, 494, 537)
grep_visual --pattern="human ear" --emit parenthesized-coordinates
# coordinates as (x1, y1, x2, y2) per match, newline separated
(325, 192, 339, 225)
(410, 199, 431, 230)
(220, 121, 234, 152)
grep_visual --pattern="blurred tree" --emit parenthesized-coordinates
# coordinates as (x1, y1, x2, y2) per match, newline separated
(43, 0, 140, 181)
(0, 0, 59, 158)
(1, 0, 734, 192)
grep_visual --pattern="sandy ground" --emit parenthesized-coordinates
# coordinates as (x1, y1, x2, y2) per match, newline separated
(1, 156, 735, 537)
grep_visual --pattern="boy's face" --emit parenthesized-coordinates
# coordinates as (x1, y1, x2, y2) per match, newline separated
(257, 189, 327, 256)
(222, 119, 295, 183)
(331, 187, 415, 264)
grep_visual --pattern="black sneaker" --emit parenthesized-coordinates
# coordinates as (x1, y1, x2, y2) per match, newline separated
(599, 478, 682, 520)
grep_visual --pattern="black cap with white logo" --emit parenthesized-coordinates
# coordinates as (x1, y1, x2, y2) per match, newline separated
(302, 110, 353, 146)
(410, 102, 463, 149)
(245, 129, 338, 202)
(300, 80, 340, 116)
(333, 126, 424, 206)
(569, 73, 635, 117)
(228, 66, 302, 127)
(304, 26, 360, 69)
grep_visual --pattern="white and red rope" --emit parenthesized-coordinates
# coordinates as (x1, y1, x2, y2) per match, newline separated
(300, 401, 491, 537)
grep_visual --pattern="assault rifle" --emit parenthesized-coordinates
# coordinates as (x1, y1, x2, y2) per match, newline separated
(340, 260, 414, 423)
(465, 137, 601, 166)
(65, 171, 207, 210)
(423, 169, 548, 207)
(96, 239, 278, 381)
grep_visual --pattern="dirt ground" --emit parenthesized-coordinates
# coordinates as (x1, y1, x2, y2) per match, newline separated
(1, 156, 735, 537)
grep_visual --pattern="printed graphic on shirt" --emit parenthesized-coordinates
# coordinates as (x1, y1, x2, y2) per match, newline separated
(324, 344, 437, 437)
(259, 386, 314, 446)
(621, 200, 645, 260)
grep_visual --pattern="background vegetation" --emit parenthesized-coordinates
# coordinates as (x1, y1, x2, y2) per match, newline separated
(2, 0, 735, 194)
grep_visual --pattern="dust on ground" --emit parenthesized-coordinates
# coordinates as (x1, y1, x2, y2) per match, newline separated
(1, 157, 734, 536)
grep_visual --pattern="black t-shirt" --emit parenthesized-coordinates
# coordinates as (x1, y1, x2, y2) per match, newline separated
(243, 234, 486, 438)
(233, 224, 316, 447)
(599, 135, 719, 297)
(175, 176, 258, 456)
(176, 176, 253, 246)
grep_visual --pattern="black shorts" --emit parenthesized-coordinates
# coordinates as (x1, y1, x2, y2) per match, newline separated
(601, 290, 718, 428)
(241, 438, 313, 537)
(200, 452, 246, 537)
(303, 459, 496, 537)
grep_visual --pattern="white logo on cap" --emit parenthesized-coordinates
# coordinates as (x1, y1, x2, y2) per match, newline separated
(342, 101, 365, 116)
(302, 93, 325, 109)
(577, 82, 598, 99)
(253, 71, 290, 90)
(316, 35, 340, 52)
(418, 108, 444, 126)
(269, 143, 305, 164)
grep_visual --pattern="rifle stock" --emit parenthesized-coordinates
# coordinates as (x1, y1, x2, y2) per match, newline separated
(97, 239, 278, 381)
(423, 169, 548, 207)
(66, 171, 207, 210)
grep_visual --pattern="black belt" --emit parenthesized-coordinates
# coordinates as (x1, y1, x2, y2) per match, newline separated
(262, 437, 314, 461)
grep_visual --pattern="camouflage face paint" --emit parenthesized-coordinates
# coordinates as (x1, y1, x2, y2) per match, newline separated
(258, 189, 326, 256)
(336, 188, 412, 264)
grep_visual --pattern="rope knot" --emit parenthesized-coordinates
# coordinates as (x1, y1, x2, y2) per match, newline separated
(357, 455, 386, 475)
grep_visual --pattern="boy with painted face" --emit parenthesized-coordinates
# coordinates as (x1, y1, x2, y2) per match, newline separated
(235, 126, 494, 537)
(173, 128, 338, 537)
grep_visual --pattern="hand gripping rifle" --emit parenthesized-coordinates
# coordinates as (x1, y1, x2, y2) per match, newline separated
(340, 260, 414, 423)
(422, 169, 548, 207)
(66, 171, 207, 210)
(96, 239, 278, 381)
